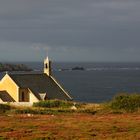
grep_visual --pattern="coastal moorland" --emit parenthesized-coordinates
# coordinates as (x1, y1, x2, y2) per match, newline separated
(0, 113, 140, 140)
(0, 95, 140, 140)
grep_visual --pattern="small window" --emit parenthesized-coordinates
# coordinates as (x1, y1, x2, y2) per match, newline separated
(21, 92, 25, 101)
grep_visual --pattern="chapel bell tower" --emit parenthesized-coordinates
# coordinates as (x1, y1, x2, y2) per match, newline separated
(44, 56, 52, 76)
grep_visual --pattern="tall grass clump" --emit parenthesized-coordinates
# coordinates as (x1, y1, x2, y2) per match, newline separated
(0, 104, 11, 113)
(33, 100, 78, 108)
(109, 94, 140, 112)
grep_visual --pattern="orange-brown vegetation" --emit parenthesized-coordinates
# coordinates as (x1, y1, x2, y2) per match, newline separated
(1, 95, 140, 140)
(0, 113, 140, 140)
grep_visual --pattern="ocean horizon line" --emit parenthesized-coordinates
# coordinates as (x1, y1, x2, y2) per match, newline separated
(1, 61, 140, 64)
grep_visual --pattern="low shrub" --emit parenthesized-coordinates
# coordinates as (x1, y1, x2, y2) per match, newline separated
(0, 136, 5, 140)
(0, 104, 11, 113)
(14, 108, 77, 115)
(33, 100, 79, 108)
(14, 108, 57, 115)
(78, 109, 97, 114)
(109, 94, 140, 112)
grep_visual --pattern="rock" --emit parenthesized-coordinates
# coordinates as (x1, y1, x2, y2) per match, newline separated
(71, 106, 77, 110)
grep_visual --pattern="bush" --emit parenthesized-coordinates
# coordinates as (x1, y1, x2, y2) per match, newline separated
(14, 108, 56, 115)
(0, 104, 11, 113)
(78, 109, 97, 114)
(109, 94, 140, 112)
(33, 100, 77, 108)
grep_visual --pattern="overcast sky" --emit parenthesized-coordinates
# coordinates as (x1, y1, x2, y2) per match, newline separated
(0, 0, 140, 62)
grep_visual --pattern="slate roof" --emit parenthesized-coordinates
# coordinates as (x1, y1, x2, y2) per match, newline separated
(0, 91, 15, 102)
(9, 73, 72, 100)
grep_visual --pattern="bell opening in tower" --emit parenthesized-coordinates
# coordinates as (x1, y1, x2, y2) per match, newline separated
(45, 64, 48, 69)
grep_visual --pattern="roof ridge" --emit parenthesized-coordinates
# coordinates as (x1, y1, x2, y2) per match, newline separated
(9, 73, 44, 75)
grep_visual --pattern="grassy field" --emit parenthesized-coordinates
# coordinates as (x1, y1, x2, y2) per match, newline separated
(0, 113, 140, 140)
(1, 95, 140, 140)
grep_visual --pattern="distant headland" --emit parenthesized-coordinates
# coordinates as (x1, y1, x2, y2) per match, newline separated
(0, 63, 32, 72)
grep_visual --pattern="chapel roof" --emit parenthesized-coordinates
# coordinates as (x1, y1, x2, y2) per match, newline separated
(9, 73, 72, 100)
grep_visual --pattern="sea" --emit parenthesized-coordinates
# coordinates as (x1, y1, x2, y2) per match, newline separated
(1, 62, 140, 103)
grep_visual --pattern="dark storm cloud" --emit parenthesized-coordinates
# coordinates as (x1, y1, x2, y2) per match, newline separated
(0, 0, 140, 61)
